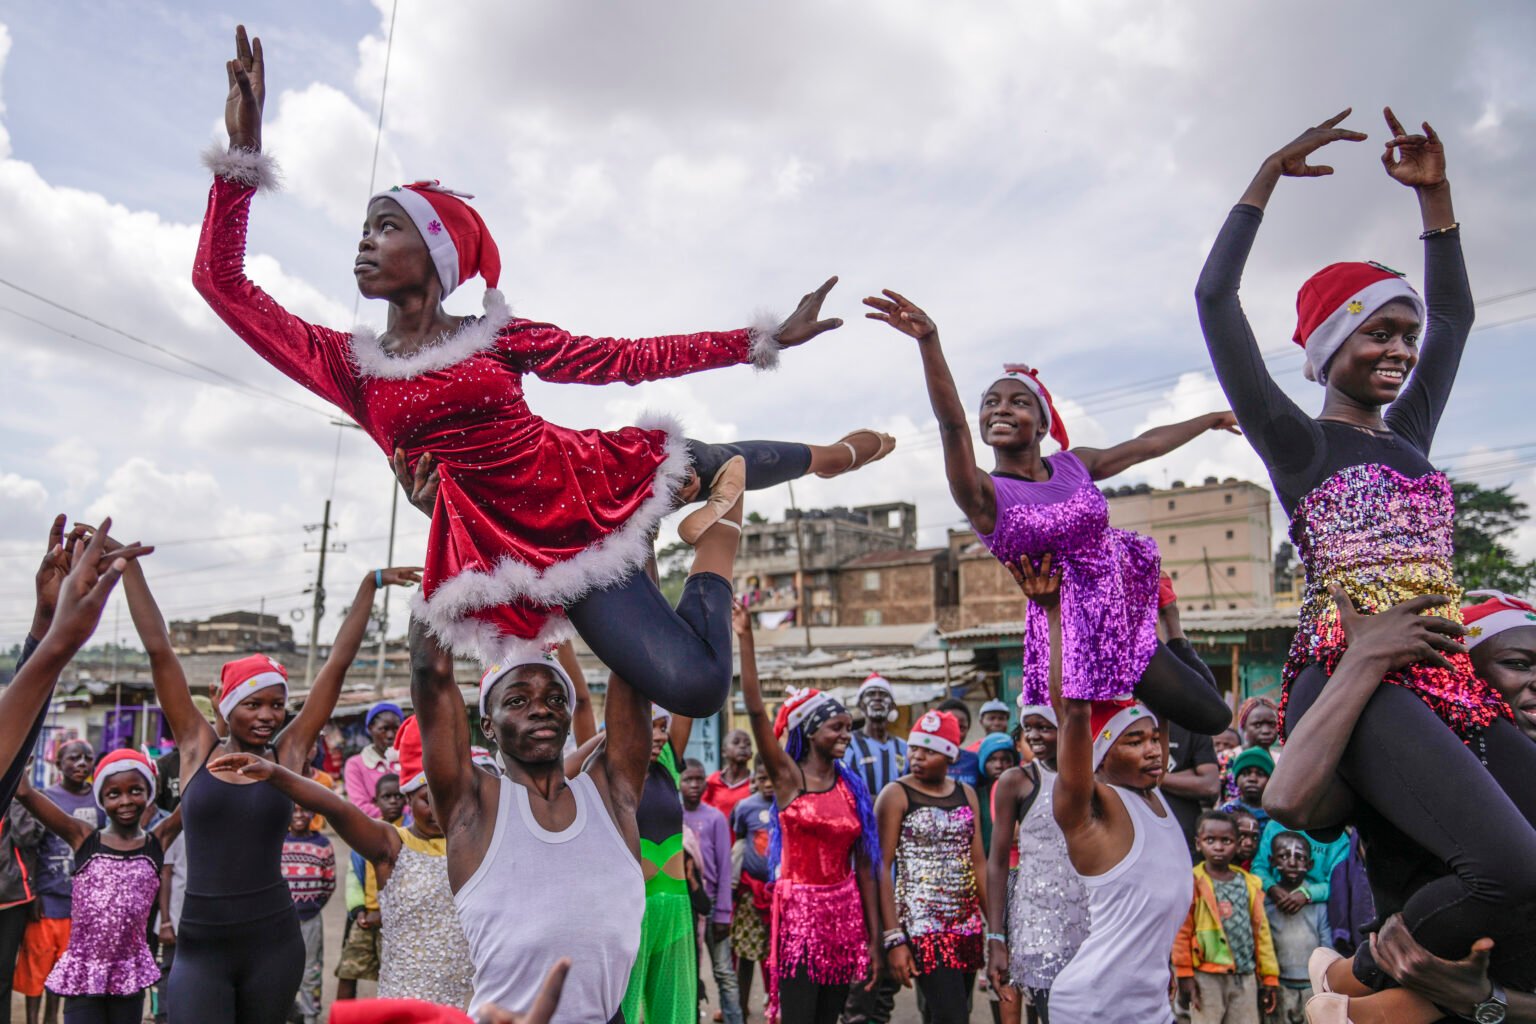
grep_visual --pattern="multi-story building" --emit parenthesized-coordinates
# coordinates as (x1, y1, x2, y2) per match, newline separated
(169, 611, 295, 655)
(835, 547, 954, 627)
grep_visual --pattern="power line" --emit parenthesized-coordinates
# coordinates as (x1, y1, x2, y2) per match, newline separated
(353, 0, 400, 322)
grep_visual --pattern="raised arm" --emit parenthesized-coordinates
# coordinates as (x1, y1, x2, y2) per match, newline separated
(1378, 108, 1470, 451)
(15, 777, 94, 850)
(408, 621, 483, 840)
(208, 752, 396, 863)
(595, 672, 652, 845)
(1074, 412, 1239, 482)
(557, 642, 598, 746)
(1264, 589, 1465, 830)
(122, 561, 216, 763)
(864, 291, 996, 533)
(279, 567, 421, 768)
(733, 601, 799, 797)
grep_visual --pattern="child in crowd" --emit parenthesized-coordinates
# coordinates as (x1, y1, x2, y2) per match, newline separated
(282, 801, 337, 1024)
(935, 699, 982, 787)
(680, 759, 743, 1024)
(975, 732, 1019, 855)
(17, 750, 181, 1024)
(1251, 819, 1348, 950)
(1221, 700, 1279, 803)
(967, 699, 1012, 751)
(336, 771, 404, 1002)
(1174, 811, 1279, 1024)
(729, 758, 775, 1011)
(1219, 747, 1274, 829)
(1260, 832, 1329, 1024)
(1231, 810, 1262, 872)
(703, 730, 757, 823)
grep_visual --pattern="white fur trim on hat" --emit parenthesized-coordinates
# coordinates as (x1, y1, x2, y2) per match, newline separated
(219, 671, 288, 720)
(979, 699, 1009, 716)
(1017, 702, 1058, 728)
(400, 771, 428, 794)
(1302, 277, 1425, 384)
(411, 411, 692, 666)
(985, 372, 1051, 433)
(1092, 703, 1157, 771)
(908, 730, 959, 761)
(1464, 589, 1536, 648)
(786, 691, 838, 734)
(92, 757, 157, 808)
(349, 289, 514, 380)
(858, 674, 894, 698)
(478, 655, 576, 718)
(748, 311, 783, 372)
(201, 144, 282, 193)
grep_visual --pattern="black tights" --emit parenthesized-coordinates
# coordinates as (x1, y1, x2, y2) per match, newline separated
(1134, 640, 1233, 735)
(914, 968, 974, 1024)
(1287, 663, 1536, 968)
(0, 902, 26, 1024)
(776, 971, 848, 1024)
(568, 439, 810, 718)
(61, 995, 143, 1024)
(167, 912, 304, 1023)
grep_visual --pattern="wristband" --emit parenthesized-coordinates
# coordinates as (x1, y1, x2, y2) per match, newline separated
(882, 933, 909, 951)
(1419, 222, 1459, 240)
(986, 932, 1008, 945)
(375, 569, 384, 588)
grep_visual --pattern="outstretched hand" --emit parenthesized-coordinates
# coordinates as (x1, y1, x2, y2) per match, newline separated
(730, 598, 751, 639)
(1330, 587, 1467, 672)
(1007, 553, 1061, 610)
(391, 449, 440, 518)
(1266, 108, 1368, 178)
(46, 518, 154, 651)
(1206, 411, 1241, 435)
(207, 752, 275, 781)
(31, 515, 90, 638)
(1380, 107, 1447, 190)
(225, 24, 266, 152)
(375, 567, 424, 588)
(774, 277, 843, 348)
(472, 958, 570, 1023)
(863, 289, 936, 341)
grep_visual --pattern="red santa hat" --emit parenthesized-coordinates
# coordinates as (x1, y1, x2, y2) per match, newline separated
(1016, 699, 1058, 728)
(1090, 698, 1157, 770)
(773, 687, 844, 739)
(371, 181, 502, 304)
(469, 746, 498, 770)
(857, 672, 894, 699)
(985, 364, 1070, 449)
(327, 999, 473, 1024)
(394, 715, 426, 794)
(1463, 590, 1536, 648)
(1293, 261, 1424, 384)
(478, 654, 575, 719)
(92, 748, 157, 808)
(908, 709, 962, 761)
(1158, 573, 1178, 610)
(218, 655, 289, 720)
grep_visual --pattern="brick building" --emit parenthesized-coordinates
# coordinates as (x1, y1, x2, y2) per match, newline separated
(835, 547, 954, 627)
(169, 610, 295, 654)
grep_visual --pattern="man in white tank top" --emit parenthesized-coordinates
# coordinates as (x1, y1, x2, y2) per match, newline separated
(409, 621, 652, 1024)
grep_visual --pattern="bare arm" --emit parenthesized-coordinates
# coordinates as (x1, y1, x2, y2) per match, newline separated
(158, 859, 175, 942)
(409, 621, 484, 844)
(734, 602, 800, 799)
(123, 562, 215, 762)
(875, 783, 913, 987)
(1161, 761, 1220, 803)
(15, 779, 93, 850)
(597, 673, 652, 814)
(557, 643, 598, 746)
(853, 825, 886, 992)
(985, 766, 1030, 1001)
(1074, 412, 1238, 482)
(149, 806, 183, 849)
(208, 753, 397, 863)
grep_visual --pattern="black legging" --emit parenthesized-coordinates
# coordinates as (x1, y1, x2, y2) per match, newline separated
(167, 906, 305, 1023)
(1133, 641, 1233, 735)
(568, 439, 811, 718)
(1287, 662, 1536, 967)
(61, 994, 143, 1024)
(914, 968, 974, 1024)
(0, 902, 28, 1024)
(777, 971, 849, 1024)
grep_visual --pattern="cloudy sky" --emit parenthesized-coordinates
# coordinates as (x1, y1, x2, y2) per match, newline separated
(2, 1, 1534, 646)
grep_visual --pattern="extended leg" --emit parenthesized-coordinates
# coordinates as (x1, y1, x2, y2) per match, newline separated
(1135, 641, 1233, 734)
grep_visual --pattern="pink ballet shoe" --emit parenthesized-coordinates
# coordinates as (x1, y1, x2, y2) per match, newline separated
(1304, 992, 1353, 1024)
(1308, 946, 1343, 995)
(679, 456, 746, 545)
(815, 428, 896, 478)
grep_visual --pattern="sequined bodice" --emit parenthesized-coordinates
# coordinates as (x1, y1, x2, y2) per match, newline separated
(46, 834, 162, 997)
(379, 831, 474, 1008)
(894, 792, 983, 941)
(1008, 766, 1089, 988)
(779, 780, 860, 886)
(982, 453, 1108, 566)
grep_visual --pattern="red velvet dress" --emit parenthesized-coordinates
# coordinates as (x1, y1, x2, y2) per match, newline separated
(194, 171, 776, 663)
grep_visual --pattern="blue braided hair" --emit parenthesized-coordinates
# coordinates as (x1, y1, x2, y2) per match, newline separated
(767, 722, 882, 880)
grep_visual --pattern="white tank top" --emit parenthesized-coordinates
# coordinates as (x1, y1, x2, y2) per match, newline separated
(1045, 786, 1194, 1024)
(454, 772, 645, 1023)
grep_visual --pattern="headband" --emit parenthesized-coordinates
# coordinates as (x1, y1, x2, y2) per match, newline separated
(92, 750, 157, 809)
(1091, 700, 1157, 770)
(479, 655, 576, 718)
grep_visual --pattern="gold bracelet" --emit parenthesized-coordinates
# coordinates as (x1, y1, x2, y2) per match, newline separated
(1419, 222, 1460, 240)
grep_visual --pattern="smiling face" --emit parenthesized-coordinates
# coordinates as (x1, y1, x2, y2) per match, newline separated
(227, 685, 288, 748)
(1022, 713, 1058, 763)
(1472, 625, 1536, 742)
(1097, 719, 1164, 790)
(1242, 706, 1278, 749)
(1322, 299, 1421, 404)
(808, 713, 854, 761)
(979, 378, 1048, 452)
(55, 741, 95, 793)
(858, 690, 894, 726)
(480, 667, 572, 764)
(99, 774, 150, 830)
(290, 802, 314, 835)
(354, 196, 439, 301)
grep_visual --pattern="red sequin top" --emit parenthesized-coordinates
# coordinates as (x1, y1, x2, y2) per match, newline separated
(194, 173, 774, 663)
(778, 779, 861, 887)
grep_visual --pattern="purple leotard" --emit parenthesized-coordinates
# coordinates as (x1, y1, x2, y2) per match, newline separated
(977, 451, 1160, 703)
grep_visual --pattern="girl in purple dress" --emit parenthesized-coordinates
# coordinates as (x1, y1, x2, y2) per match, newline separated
(866, 290, 1234, 732)
(16, 750, 181, 1024)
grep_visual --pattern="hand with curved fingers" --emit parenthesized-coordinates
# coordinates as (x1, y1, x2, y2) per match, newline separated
(225, 24, 266, 152)
(886, 943, 916, 988)
(730, 597, 751, 638)
(774, 277, 843, 348)
(207, 751, 276, 782)
(863, 289, 937, 342)
(985, 942, 1015, 1004)
(376, 566, 424, 588)
(30, 515, 90, 639)
(1007, 553, 1061, 611)
(1381, 107, 1447, 190)
(1206, 411, 1241, 435)
(1371, 914, 1493, 1016)
(472, 958, 570, 1024)
(1329, 587, 1467, 672)
(1266, 108, 1369, 179)
(45, 519, 154, 651)
(391, 449, 441, 518)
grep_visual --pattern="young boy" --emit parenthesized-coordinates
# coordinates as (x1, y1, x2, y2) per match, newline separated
(680, 758, 743, 1024)
(1218, 747, 1274, 829)
(282, 801, 337, 1024)
(1231, 809, 1262, 872)
(1174, 811, 1279, 1024)
(1261, 831, 1329, 1024)
(729, 758, 775, 1011)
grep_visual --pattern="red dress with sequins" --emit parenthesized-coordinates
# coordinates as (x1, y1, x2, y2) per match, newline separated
(195, 173, 774, 664)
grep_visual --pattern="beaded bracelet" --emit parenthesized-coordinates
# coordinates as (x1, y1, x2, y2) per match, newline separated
(882, 929, 908, 950)
(1419, 221, 1460, 240)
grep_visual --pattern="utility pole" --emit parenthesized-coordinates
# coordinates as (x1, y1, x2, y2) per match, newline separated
(1202, 547, 1217, 609)
(373, 485, 399, 695)
(303, 500, 346, 686)
(787, 481, 813, 651)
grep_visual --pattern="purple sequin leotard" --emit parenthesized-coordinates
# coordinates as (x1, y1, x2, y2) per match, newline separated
(46, 831, 163, 997)
(978, 451, 1160, 703)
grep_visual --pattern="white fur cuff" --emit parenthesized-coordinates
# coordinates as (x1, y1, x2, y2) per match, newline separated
(748, 311, 783, 372)
(201, 144, 282, 193)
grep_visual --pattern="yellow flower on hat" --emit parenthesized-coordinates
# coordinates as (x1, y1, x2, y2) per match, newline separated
(1346, 300, 1365, 314)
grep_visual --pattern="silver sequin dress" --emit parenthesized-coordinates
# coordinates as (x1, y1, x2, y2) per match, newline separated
(378, 827, 475, 1008)
(1007, 764, 1089, 990)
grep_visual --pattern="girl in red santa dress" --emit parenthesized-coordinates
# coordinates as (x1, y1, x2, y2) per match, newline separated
(196, 27, 893, 716)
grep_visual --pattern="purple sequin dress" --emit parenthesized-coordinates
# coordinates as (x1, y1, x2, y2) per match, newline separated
(46, 832, 163, 997)
(979, 451, 1160, 703)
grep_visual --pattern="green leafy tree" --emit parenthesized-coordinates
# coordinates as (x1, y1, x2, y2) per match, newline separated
(1452, 479, 1536, 595)
(656, 541, 692, 606)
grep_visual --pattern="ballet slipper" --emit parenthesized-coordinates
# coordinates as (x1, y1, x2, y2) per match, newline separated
(814, 429, 896, 479)
(679, 456, 746, 545)
(1308, 946, 1343, 995)
(1304, 993, 1353, 1024)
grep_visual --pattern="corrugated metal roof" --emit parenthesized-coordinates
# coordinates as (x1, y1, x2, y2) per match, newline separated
(940, 608, 1297, 644)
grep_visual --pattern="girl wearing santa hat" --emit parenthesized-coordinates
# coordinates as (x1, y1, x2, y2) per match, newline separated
(198, 27, 893, 720)
(875, 709, 987, 1024)
(735, 602, 882, 1024)
(863, 294, 1235, 738)
(15, 750, 182, 1024)
(1463, 591, 1536, 742)
(118, 553, 419, 1024)
(1011, 558, 1192, 1024)
(1196, 107, 1536, 1008)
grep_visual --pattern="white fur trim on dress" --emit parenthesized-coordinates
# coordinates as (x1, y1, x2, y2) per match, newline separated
(410, 410, 694, 666)
(201, 144, 282, 193)
(348, 289, 514, 380)
(748, 311, 783, 372)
